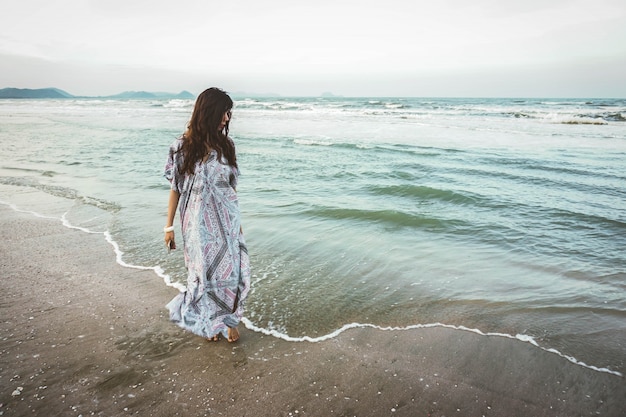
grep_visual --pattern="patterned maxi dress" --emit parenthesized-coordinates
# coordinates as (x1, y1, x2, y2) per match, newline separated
(164, 138, 251, 339)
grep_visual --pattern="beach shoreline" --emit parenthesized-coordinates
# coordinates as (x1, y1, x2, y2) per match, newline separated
(1, 206, 624, 416)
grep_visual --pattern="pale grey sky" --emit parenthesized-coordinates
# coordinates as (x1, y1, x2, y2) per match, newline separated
(1, 0, 625, 97)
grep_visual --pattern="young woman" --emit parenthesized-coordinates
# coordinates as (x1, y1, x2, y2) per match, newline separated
(163, 87, 251, 342)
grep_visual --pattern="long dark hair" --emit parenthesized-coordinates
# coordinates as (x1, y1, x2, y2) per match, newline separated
(179, 87, 236, 175)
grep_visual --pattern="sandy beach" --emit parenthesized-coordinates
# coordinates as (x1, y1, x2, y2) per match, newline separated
(1, 206, 624, 417)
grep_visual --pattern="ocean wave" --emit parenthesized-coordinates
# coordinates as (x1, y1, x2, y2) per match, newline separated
(494, 111, 625, 124)
(304, 206, 467, 231)
(459, 159, 626, 203)
(603, 112, 626, 122)
(236, 99, 315, 112)
(481, 155, 626, 184)
(585, 99, 626, 107)
(293, 139, 333, 146)
(548, 205, 626, 231)
(545, 112, 625, 124)
(364, 99, 410, 109)
(505, 111, 532, 118)
(368, 184, 477, 205)
(326, 141, 436, 154)
(164, 99, 193, 108)
(0, 176, 121, 212)
(2, 166, 61, 175)
(559, 117, 608, 125)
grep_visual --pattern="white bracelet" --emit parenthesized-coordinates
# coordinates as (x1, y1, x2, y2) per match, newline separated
(164, 226, 175, 232)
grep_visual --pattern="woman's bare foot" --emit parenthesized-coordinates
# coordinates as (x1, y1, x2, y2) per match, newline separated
(227, 327, 239, 343)
(207, 334, 220, 342)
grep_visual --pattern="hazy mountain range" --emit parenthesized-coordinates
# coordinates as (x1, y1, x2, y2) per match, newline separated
(0, 87, 195, 99)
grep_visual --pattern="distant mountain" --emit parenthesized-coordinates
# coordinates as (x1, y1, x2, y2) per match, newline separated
(0, 87, 195, 99)
(0, 87, 73, 98)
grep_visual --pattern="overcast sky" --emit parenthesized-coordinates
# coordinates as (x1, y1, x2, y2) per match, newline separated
(1, 0, 625, 97)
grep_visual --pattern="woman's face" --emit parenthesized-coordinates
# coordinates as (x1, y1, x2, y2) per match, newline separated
(219, 109, 232, 131)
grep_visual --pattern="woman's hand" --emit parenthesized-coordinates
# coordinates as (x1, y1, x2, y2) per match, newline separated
(165, 231, 176, 251)
(165, 190, 180, 252)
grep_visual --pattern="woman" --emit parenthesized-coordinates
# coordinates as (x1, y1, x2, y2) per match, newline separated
(163, 87, 251, 342)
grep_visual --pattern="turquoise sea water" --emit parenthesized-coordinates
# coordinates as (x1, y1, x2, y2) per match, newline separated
(1, 96, 624, 375)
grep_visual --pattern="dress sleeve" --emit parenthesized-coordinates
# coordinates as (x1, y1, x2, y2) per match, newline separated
(229, 166, 239, 190)
(164, 139, 184, 192)
(227, 137, 239, 190)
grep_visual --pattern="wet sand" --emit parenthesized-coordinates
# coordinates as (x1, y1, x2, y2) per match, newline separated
(1, 206, 624, 416)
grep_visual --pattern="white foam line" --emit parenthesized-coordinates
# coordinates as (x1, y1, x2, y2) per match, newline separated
(2, 201, 186, 293)
(60, 212, 102, 234)
(102, 230, 185, 292)
(1, 200, 59, 220)
(102, 230, 189, 291)
(241, 319, 623, 378)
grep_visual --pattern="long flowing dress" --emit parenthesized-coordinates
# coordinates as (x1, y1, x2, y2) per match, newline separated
(164, 138, 251, 339)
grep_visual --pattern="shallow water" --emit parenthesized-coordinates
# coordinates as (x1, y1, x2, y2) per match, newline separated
(1, 96, 624, 375)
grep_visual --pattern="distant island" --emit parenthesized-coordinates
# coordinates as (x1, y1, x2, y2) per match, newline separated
(0, 87, 195, 99)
